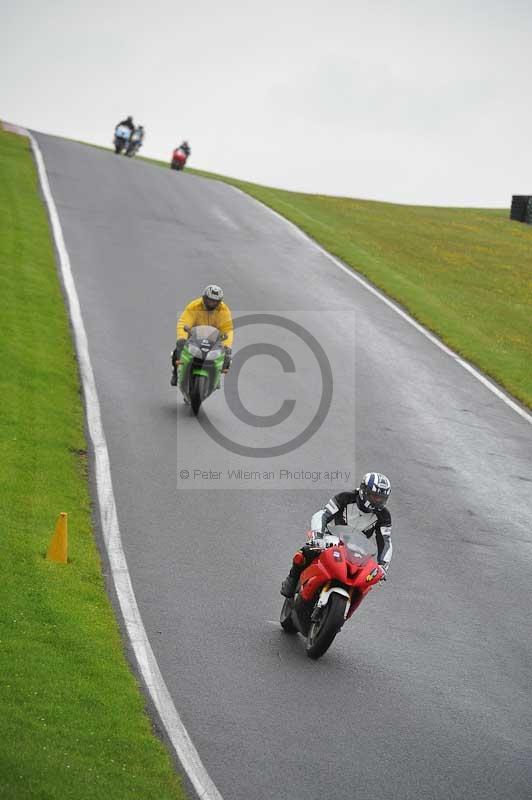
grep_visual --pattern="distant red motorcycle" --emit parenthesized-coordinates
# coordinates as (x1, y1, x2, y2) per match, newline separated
(280, 533, 386, 659)
(170, 148, 188, 171)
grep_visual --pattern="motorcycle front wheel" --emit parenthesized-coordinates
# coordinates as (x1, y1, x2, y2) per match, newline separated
(306, 593, 347, 660)
(190, 374, 208, 416)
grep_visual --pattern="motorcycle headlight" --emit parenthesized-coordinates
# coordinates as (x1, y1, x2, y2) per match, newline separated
(187, 343, 203, 358)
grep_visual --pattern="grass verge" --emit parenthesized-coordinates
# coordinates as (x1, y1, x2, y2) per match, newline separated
(0, 128, 187, 799)
(188, 167, 532, 410)
(143, 151, 532, 410)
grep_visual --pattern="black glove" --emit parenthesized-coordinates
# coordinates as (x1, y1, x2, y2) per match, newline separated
(173, 338, 187, 364)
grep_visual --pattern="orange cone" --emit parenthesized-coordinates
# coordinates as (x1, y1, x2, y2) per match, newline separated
(47, 512, 68, 564)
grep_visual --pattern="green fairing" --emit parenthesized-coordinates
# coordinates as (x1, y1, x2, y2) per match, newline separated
(177, 333, 225, 413)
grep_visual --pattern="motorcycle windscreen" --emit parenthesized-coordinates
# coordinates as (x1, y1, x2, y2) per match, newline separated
(328, 525, 378, 560)
(189, 325, 222, 343)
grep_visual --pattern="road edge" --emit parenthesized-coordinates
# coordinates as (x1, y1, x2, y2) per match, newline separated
(28, 131, 224, 800)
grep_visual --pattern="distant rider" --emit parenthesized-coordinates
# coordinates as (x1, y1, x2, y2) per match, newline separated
(116, 116, 135, 132)
(280, 473, 393, 597)
(130, 125, 144, 152)
(177, 140, 191, 158)
(171, 285, 233, 386)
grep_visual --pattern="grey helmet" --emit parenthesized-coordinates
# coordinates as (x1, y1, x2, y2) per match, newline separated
(202, 284, 224, 310)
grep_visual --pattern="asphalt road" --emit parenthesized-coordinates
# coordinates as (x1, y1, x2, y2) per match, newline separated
(35, 132, 532, 800)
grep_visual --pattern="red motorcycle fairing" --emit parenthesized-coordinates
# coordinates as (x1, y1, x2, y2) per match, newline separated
(299, 544, 384, 618)
(172, 148, 187, 165)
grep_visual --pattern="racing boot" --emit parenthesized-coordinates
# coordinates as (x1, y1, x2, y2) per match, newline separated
(280, 572, 298, 598)
(280, 552, 305, 597)
(170, 348, 178, 386)
(171, 340, 186, 386)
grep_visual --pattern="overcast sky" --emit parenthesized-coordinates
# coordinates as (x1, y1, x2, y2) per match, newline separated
(2, 0, 531, 206)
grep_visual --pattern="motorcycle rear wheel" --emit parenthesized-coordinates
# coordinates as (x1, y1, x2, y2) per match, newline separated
(280, 598, 297, 633)
(306, 593, 347, 660)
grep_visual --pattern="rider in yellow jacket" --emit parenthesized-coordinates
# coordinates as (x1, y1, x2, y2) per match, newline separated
(171, 285, 233, 385)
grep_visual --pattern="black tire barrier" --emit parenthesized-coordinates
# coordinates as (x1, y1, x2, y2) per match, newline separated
(510, 195, 532, 224)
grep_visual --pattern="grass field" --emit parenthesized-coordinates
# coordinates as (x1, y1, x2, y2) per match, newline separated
(174, 165, 531, 411)
(0, 128, 187, 799)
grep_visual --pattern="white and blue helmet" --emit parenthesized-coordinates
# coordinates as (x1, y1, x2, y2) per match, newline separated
(359, 472, 391, 511)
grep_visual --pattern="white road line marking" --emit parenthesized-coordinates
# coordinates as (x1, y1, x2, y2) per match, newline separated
(226, 185, 532, 427)
(29, 133, 224, 800)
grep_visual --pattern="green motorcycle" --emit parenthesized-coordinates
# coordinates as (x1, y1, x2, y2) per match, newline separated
(177, 325, 227, 415)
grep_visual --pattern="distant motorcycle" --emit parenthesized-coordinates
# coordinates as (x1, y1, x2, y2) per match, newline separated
(126, 129, 143, 158)
(114, 125, 131, 154)
(177, 325, 227, 415)
(280, 532, 386, 659)
(170, 147, 188, 171)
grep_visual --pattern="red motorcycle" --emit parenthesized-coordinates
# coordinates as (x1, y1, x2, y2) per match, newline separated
(170, 148, 188, 171)
(280, 533, 385, 659)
